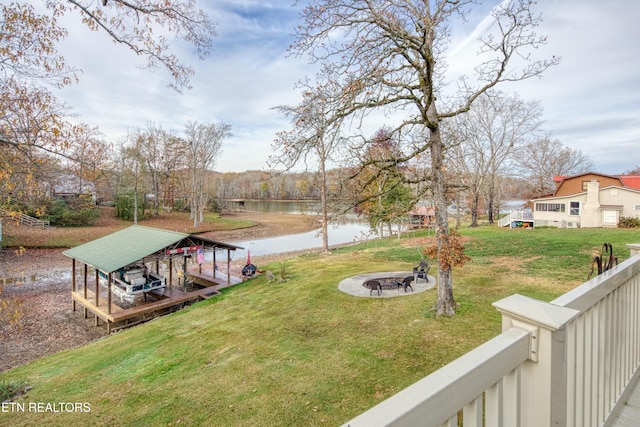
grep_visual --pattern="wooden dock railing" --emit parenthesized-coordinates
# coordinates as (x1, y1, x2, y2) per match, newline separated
(342, 244, 640, 427)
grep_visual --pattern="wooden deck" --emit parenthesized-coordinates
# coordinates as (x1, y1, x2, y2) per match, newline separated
(610, 374, 640, 426)
(72, 269, 245, 332)
(188, 269, 243, 289)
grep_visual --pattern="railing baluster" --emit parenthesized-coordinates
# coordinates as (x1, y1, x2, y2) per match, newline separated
(502, 368, 520, 427)
(603, 292, 612, 413)
(485, 381, 502, 427)
(566, 319, 577, 427)
(612, 288, 620, 412)
(593, 304, 602, 426)
(438, 416, 457, 427)
(630, 277, 640, 372)
(581, 310, 598, 427)
(462, 396, 482, 427)
(575, 314, 585, 427)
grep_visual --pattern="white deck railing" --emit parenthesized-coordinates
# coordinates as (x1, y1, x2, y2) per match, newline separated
(498, 210, 534, 227)
(343, 244, 640, 427)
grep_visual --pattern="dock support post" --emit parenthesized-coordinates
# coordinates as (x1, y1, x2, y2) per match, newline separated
(107, 272, 112, 315)
(213, 251, 217, 279)
(83, 263, 88, 319)
(95, 269, 99, 309)
(72, 258, 76, 311)
(169, 258, 173, 289)
(83, 264, 88, 299)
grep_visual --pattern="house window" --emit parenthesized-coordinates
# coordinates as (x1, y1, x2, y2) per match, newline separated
(570, 201, 580, 216)
(582, 181, 589, 190)
(535, 203, 566, 212)
(635, 205, 640, 211)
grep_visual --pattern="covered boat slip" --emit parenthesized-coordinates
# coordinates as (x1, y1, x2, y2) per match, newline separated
(63, 225, 244, 332)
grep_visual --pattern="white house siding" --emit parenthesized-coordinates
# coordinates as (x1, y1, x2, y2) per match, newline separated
(598, 186, 640, 217)
(532, 185, 640, 228)
(533, 193, 587, 227)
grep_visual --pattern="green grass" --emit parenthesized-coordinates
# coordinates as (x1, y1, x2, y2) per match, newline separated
(0, 210, 256, 248)
(1, 226, 639, 426)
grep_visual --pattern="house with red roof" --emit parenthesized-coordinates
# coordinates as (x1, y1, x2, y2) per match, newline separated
(530, 172, 640, 228)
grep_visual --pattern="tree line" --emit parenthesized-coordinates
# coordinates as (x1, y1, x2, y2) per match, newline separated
(0, 1, 221, 228)
(2, 1, 631, 317)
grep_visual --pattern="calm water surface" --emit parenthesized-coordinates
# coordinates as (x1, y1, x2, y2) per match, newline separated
(216, 201, 373, 260)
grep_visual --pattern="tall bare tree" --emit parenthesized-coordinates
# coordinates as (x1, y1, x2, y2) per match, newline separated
(272, 78, 346, 253)
(291, 0, 559, 315)
(114, 134, 147, 223)
(185, 121, 230, 228)
(451, 90, 542, 225)
(135, 126, 163, 216)
(134, 124, 183, 215)
(516, 137, 595, 197)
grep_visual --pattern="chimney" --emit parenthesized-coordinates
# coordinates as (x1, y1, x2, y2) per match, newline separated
(581, 179, 601, 227)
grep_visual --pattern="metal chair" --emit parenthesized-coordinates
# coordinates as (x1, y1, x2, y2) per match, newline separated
(397, 276, 414, 292)
(365, 280, 382, 296)
(413, 260, 430, 282)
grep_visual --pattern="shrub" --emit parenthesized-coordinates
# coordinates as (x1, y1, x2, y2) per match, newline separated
(0, 379, 28, 401)
(44, 195, 99, 226)
(115, 192, 151, 221)
(619, 216, 640, 228)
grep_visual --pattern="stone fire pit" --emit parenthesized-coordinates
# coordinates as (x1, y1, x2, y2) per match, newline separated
(338, 271, 436, 298)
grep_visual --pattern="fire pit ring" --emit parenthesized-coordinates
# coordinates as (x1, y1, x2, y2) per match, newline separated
(338, 271, 435, 298)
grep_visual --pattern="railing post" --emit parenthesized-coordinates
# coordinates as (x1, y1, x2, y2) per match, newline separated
(493, 294, 580, 427)
(627, 243, 640, 257)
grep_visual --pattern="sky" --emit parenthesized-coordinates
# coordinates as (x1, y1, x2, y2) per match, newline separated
(52, 0, 640, 175)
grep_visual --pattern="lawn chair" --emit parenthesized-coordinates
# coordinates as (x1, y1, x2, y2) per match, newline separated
(413, 260, 430, 282)
(397, 276, 414, 292)
(365, 280, 382, 296)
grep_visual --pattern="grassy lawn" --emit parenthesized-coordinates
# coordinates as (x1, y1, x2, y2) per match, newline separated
(0, 208, 255, 248)
(1, 226, 639, 426)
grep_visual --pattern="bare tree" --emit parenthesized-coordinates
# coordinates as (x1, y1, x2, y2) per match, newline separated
(446, 122, 487, 227)
(0, 1, 217, 200)
(291, 0, 559, 315)
(625, 166, 640, 175)
(185, 121, 230, 228)
(0, 1, 215, 92)
(113, 134, 146, 222)
(451, 90, 542, 225)
(135, 124, 182, 215)
(159, 134, 187, 211)
(272, 78, 346, 253)
(516, 137, 595, 197)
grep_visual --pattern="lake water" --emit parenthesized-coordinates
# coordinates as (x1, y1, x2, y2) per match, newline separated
(215, 199, 527, 262)
(230, 223, 376, 259)
(215, 201, 374, 261)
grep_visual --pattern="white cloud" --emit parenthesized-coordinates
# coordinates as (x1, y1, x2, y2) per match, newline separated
(50, 0, 640, 174)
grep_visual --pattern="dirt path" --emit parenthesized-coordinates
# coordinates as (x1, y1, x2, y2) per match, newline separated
(0, 211, 320, 373)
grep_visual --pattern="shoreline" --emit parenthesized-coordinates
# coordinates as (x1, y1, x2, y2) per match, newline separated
(0, 211, 342, 372)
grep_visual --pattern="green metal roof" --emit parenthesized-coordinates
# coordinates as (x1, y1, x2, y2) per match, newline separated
(63, 225, 189, 273)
